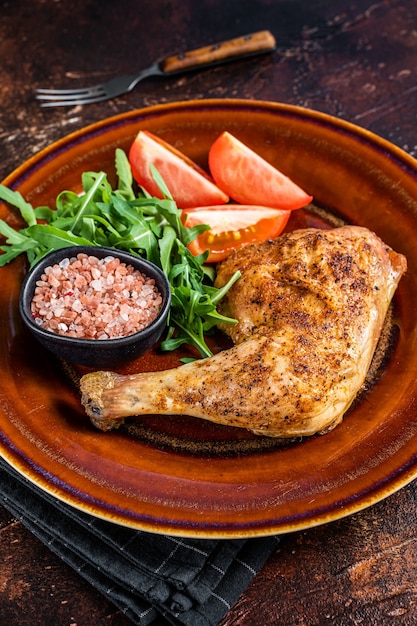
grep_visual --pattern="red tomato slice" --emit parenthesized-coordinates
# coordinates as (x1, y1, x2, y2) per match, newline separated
(182, 205, 291, 263)
(128, 130, 229, 209)
(208, 131, 313, 210)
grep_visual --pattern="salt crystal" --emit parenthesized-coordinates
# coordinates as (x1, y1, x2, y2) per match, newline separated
(72, 299, 83, 313)
(91, 279, 103, 292)
(48, 275, 60, 288)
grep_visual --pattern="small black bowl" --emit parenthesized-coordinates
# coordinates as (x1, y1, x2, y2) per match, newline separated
(19, 246, 171, 368)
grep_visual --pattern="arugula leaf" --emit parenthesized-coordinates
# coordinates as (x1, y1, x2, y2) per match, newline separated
(0, 219, 30, 245)
(115, 148, 135, 201)
(0, 185, 37, 227)
(158, 225, 176, 277)
(25, 224, 94, 248)
(0, 152, 240, 358)
(0, 239, 38, 266)
(55, 190, 81, 216)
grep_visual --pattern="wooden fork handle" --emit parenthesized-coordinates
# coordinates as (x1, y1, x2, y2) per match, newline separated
(160, 31, 276, 74)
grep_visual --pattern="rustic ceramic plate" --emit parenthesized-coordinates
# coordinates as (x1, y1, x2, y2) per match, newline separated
(1, 99, 416, 538)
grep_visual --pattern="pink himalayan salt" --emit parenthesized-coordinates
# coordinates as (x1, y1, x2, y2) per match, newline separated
(31, 253, 163, 340)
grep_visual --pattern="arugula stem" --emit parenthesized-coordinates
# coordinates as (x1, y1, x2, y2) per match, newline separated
(210, 270, 241, 305)
(71, 172, 106, 231)
(164, 317, 214, 358)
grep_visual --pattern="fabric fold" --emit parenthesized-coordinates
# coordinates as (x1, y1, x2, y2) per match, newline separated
(0, 457, 280, 625)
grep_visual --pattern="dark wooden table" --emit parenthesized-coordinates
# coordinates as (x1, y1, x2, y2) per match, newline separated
(1, 1, 417, 624)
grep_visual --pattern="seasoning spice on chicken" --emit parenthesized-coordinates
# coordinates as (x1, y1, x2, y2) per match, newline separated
(80, 226, 407, 437)
(31, 253, 163, 340)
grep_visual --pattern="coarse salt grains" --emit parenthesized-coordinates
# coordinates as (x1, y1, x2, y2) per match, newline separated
(31, 253, 163, 340)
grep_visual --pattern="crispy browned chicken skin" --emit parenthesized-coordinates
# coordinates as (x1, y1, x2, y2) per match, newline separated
(80, 226, 407, 437)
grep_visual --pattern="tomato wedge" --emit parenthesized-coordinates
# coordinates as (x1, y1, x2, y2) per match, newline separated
(208, 131, 313, 210)
(128, 130, 229, 209)
(182, 205, 291, 263)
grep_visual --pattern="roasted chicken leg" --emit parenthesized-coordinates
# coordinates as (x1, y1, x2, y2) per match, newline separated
(80, 226, 407, 437)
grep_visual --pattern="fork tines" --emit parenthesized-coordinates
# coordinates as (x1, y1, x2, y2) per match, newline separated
(35, 86, 106, 107)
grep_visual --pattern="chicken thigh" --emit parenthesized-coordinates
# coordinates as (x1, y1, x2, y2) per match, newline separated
(80, 226, 407, 437)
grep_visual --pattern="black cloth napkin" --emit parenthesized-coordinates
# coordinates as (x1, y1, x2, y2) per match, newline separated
(0, 457, 280, 626)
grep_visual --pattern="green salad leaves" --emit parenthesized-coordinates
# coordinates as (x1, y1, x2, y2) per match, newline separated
(0, 149, 240, 359)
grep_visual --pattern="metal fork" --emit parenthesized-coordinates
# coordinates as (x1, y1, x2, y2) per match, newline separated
(35, 30, 276, 107)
